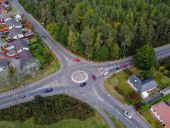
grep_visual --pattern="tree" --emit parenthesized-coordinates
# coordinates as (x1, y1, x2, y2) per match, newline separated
(46, 22, 60, 40)
(67, 31, 83, 54)
(110, 42, 120, 60)
(8, 66, 16, 81)
(59, 21, 68, 46)
(118, 23, 133, 57)
(94, 45, 110, 61)
(134, 44, 156, 70)
(80, 26, 94, 59)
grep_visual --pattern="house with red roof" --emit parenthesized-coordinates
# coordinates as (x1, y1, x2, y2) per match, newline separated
(150, 101, 170, 128)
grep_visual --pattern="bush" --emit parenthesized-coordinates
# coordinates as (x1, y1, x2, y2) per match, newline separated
(0, 95, 95, 125)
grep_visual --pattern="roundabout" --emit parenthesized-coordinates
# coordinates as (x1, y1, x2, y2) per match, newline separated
(71, 70, 88, 83)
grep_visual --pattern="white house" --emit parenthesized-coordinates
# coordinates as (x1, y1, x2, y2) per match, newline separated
(128, 75, 158, 99)
(15, 14, 22, 22)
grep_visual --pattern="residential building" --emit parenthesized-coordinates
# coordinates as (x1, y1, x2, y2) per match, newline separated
(15, 14, 22, 22)
(18, 51, 39, 75)
(160, 87, 170, 96)
(128, 75, 158, 99)
(9, 39, 29, 53)
(5, 18, 22, 29)
(0, 57, 9, 71)
(150, 101, 170, 128)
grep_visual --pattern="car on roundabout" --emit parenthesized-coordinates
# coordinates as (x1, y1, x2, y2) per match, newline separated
(92, 75, 96, 80)
(80, 82, 86, 87)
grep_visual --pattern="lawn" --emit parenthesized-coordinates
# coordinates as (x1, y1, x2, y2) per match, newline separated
(140, 111, 163, 128)
(104, 67, 141, 104)
(153, 70, 170, 89)
(0, 112, 108, 128)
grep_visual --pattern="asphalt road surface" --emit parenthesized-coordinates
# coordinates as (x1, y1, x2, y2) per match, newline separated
(0, 0, 170, 128)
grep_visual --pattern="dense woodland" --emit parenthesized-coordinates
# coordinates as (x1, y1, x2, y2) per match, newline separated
(19, 0, 170, 61)
(0, 95, 94, 124)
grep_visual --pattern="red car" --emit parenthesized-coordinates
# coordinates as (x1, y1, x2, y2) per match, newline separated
(120, 64, 127, 68)
(92, 75, 96, 80)
(73, 58, 81, 62)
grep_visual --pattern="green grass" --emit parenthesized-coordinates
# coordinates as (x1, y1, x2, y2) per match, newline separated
(0, 112, 108, 128)
(104, 67, 141, 104)
(153, 70, 170, 89)
(107, 113, 125, 128)
(140, 111, 163, 128)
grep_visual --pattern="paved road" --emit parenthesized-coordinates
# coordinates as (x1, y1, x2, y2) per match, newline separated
(1, 0, 170, 128)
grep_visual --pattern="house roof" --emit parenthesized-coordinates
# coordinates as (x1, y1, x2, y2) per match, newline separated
(151, 101, 170, 127)
(141, 79, 158, 92)
(161, 87, 170, 95)
(9, 27, 23, 37)
(15, 14, 21, 19)
(5, 18, 21, 27)
(128, 75, 157, 92)
(11, 39, 28, 51)
(18, 50, 33, 67)
(0, 58, 9, 68)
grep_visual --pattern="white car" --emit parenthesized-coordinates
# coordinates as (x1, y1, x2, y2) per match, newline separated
(124, 111, 132, 119)
(103, 71, 109, 76)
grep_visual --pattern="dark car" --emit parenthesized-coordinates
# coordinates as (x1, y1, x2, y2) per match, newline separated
(80, 82, 86, 87)
(92, 75, 96, 80)
(44, 88, 53, 93)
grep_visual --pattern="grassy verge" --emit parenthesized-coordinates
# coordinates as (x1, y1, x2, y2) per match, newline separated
(104, 67, 141, 104)
(0, 112, 108, 128)
(107, 113, 125, 128)
(0, 63, 59, 93)
(140, 111, 163, 128)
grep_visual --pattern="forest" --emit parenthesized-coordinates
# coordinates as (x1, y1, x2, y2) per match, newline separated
(19, 0, 170, 61)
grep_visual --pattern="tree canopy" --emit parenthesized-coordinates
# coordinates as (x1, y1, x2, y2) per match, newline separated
(134, 44, 156, 70)
(19, 0, 170, 61)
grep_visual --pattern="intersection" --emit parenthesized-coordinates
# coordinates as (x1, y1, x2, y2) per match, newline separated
(0, 0, 170, 128)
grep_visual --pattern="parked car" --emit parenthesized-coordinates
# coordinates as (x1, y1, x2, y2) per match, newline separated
(124, 111, 132, 119)
(43, 88, 53, 93)
(92, 75, 96, 80)
(103, 71, 109, 76)
(80, 82, 86, 87)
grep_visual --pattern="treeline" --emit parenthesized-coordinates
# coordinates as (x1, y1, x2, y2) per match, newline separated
(0, 95, 94, 125)
(19, 0, 170, 61)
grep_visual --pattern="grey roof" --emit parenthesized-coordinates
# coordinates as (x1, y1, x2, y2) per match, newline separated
(9, 27, 23, 37)
(128, 75, 157, 92)
(5, 18, 21, 27)
(18, 50, 33, 67)
(0, 59, 9, 68)
(161, 87, 170, 95)
(141, 79, 157, 92)
(10, 39, 28, 51)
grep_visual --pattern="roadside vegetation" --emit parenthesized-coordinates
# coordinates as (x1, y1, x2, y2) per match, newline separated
(140, 111, 163, 128)
(18, 0, 170, 61)
(107, 113, 125, 128)
(0, 95, 98, 125)
(0, 112, 108, 128)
